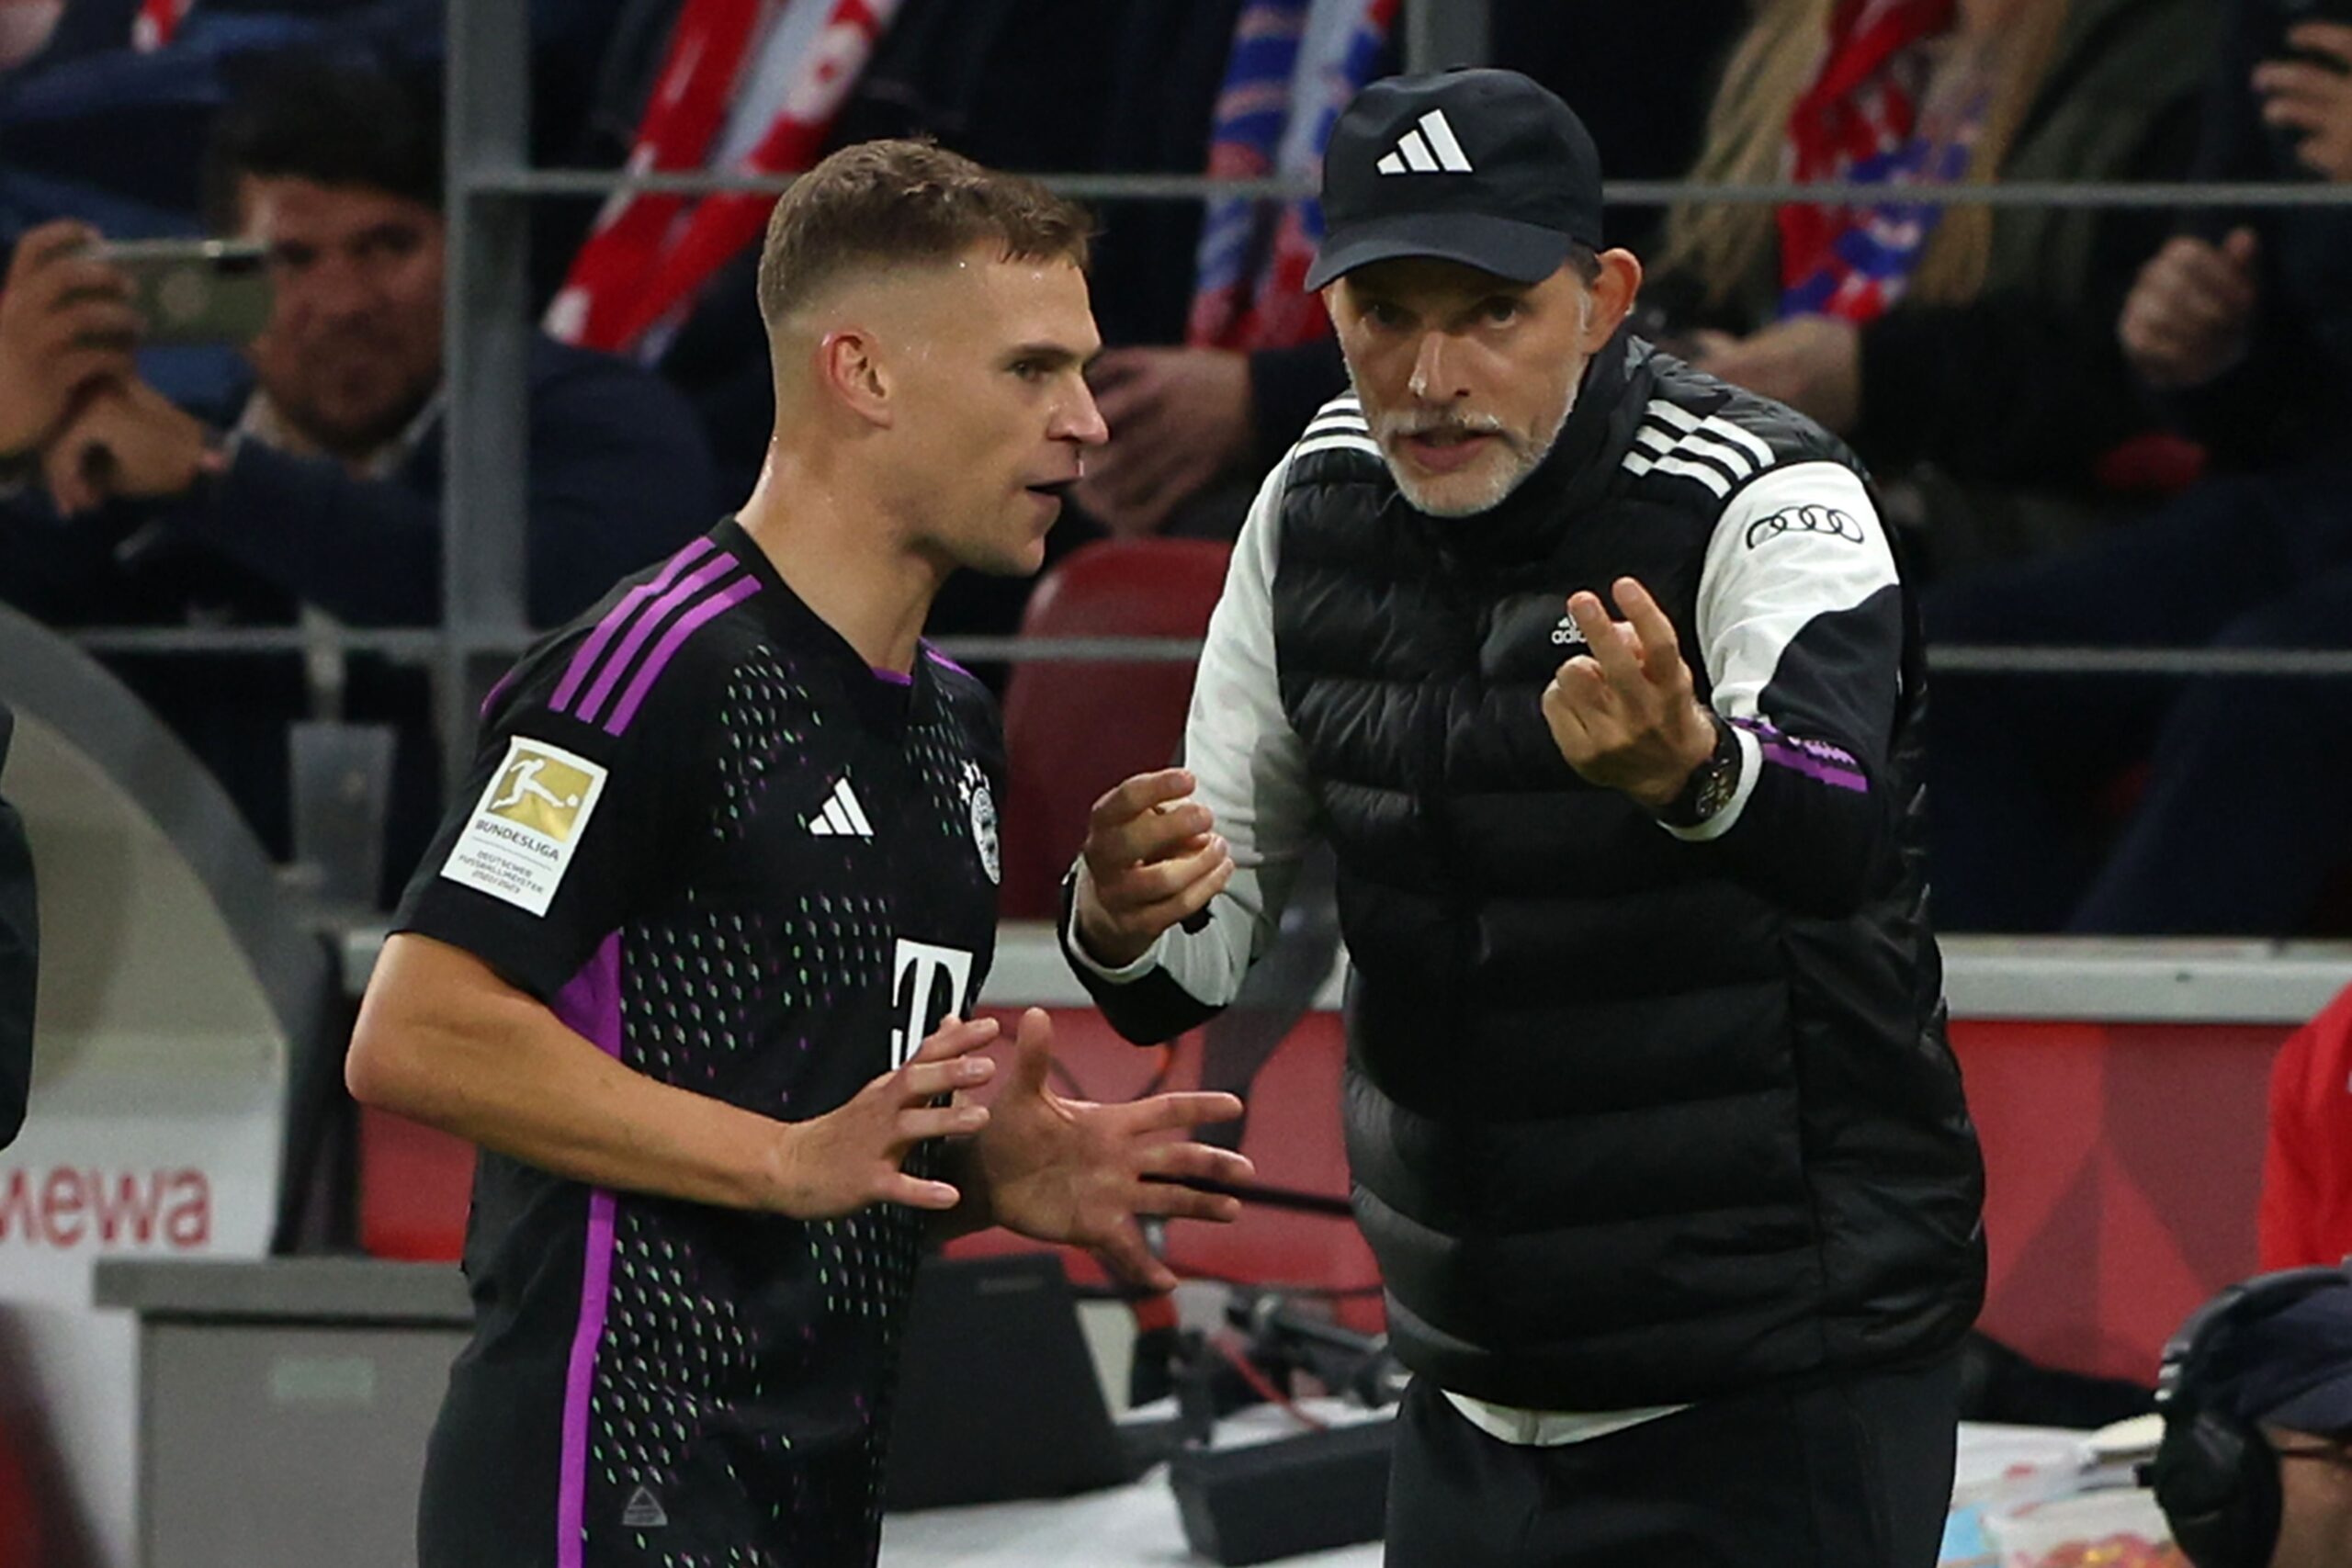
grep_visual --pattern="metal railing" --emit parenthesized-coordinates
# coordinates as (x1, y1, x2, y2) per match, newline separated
(56, 0, 2352, 795)
(469, 169, 2352, 209)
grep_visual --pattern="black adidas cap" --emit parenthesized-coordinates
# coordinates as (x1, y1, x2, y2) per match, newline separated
(1306, 68, 1605, 291)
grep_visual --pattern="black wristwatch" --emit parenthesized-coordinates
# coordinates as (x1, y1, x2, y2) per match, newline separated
(1652, 710, 1741, 829)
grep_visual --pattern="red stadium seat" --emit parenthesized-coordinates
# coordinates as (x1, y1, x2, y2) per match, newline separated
(357, 1105, 475, 1262)
(997, 538, 1233, 918)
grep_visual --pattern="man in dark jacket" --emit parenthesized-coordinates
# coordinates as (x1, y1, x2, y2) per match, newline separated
(0, 704, 34, 1147)
(0, 54, 714, 888)
(1063, 71, 1984, 1567)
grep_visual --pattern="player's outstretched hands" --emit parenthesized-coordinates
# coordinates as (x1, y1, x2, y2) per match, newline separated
(1073, 768, 1234, 968)
(767, 1015, 1001, 1218)
(1542, 576, 1718, 808)
(974, 1008, 1254, 1292)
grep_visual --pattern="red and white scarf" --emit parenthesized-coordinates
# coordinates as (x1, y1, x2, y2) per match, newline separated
(1777, 0, 1956, 322)
(547, 0, 899, 356)
(1186, 0, 1395, 352)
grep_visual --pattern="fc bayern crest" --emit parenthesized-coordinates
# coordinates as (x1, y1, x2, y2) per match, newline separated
(963, 764, 1001, 885)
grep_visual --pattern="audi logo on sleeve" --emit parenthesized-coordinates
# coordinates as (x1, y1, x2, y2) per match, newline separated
(1744, 504, 1866, 550)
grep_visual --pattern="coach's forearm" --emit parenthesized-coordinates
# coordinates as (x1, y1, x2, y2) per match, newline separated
(347, 933, 787, 1211)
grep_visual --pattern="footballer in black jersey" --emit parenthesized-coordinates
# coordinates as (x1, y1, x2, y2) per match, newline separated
(352, 142, 1254, 1568)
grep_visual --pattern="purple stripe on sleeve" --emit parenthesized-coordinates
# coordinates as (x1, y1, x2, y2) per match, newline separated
(573, 554, 741, 728)
(603, 575, 762, 735)
(1757, 737, 1869, 793)
(551, 538, 716, 715)
(549, 934, 624, 1568)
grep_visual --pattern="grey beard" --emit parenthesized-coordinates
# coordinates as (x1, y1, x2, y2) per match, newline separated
(1351, 367, 1580, 519)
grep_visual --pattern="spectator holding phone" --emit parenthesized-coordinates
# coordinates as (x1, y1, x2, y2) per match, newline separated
(0, 53, 715, 884)
(2, 52, 713, 627)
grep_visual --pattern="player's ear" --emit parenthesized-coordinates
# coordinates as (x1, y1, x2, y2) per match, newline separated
(817, 328, 894, 428)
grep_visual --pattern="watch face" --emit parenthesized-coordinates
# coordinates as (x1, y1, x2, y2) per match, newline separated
(1695, 761, 1737, 819)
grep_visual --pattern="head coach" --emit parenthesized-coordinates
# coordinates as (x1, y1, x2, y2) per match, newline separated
(1061, 67, 1987, 1567)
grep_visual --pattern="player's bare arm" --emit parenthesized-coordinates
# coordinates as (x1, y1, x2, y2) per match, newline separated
(349, 931, 1001, 1215)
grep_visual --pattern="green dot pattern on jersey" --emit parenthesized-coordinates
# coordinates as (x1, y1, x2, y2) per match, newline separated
(905, 682, 994, 865)
(715, 646, 816, 845)
(573, 637, 993, 1553)
(592, 1209, 756, 1506)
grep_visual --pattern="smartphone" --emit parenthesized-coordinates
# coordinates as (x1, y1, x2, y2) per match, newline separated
(87, 238, 273, 346)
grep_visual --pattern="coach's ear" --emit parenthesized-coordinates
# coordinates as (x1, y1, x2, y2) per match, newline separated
(817, 327, 895, 429)
(1584, 249, 1642, 354)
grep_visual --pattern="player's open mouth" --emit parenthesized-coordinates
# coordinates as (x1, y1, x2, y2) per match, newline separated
(1024, 479, 1077, 501)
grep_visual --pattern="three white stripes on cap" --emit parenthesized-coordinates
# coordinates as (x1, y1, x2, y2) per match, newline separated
(807, 775, 874, 839)
(1377, 109, 1474, 175)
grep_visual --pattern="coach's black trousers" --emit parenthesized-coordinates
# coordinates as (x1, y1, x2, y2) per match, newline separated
(1384, 1354, 1959, 1567)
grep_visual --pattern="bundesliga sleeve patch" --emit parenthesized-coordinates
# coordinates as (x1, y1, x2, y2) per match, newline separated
(439, 737, 611, 916)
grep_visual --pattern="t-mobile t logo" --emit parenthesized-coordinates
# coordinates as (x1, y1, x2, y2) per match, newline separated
(890, 940, 976, 1069)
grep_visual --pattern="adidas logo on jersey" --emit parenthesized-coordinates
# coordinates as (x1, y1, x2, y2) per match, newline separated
(807, 775, 874, 840)
(1551, 615, 1588, 649)
(1375, 108, 1475, 175)
(621, 1484, 668, 1529)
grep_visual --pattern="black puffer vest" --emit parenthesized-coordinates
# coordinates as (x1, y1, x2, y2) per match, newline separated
(1272, 334, 1984, 1408)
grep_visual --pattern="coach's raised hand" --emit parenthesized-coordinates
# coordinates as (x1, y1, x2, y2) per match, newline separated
(1542, 577, 1719, 808)
(1072, 767, 1235, 967)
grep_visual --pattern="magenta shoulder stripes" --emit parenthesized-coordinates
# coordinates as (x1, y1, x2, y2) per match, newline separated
(548, 539, 763, 736)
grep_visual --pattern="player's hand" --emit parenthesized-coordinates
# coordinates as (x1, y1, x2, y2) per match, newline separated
(2256, 24, 2352, 182)
(0, 220, 141, 459)
(1074, 347, 1252, 538)
(42, 376, 220, 515)
(973, 1008, 1253, 1291)
(1074, 767, 1234, 968)
(1693, 315, 1860, 435)
(2119, 231, 2259, 390)
(1541, 577, 1718, 808)
(765, 1015, 1001, 1218)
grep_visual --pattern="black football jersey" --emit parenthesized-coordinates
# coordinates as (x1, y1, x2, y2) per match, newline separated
(396, 517, 1007, 1567)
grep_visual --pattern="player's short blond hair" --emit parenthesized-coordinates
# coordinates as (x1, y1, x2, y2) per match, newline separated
(756, 139, 1091, 328)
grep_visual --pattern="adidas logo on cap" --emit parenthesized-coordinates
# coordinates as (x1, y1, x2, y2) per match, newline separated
(1375, 108, 1475, 175)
